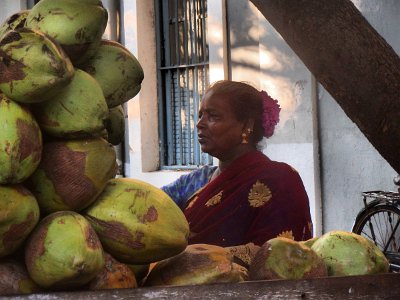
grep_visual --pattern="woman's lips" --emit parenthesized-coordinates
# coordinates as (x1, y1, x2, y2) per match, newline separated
(198, 134, 207, 143)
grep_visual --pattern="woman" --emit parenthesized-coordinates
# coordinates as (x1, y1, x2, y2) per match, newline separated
(162, 80, 312, 248)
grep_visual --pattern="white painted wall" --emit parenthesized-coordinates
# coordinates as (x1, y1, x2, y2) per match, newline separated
(320, 0, 400, 232)
(0, 0, 27, 24)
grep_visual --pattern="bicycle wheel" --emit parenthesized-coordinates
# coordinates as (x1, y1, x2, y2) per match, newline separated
(352, 204, 400, 253)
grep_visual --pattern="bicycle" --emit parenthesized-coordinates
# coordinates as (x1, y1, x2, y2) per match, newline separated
(352, 175, 400, 272)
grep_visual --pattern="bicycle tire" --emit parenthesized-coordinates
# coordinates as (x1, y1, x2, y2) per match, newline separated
(352, 204, 400, 254)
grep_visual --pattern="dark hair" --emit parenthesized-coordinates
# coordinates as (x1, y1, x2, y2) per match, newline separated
(205, 80, 264, 144)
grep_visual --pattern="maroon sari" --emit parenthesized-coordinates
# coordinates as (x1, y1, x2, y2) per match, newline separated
(184, 150, 312, 247)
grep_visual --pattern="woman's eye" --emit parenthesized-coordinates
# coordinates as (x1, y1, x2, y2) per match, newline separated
(209, 114, 220, 120)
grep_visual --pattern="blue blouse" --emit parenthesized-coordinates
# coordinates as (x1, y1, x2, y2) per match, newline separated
(161, 165, 217, 209)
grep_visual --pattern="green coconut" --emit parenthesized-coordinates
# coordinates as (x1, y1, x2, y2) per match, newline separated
(85, 178, 189, 264)
(144, 244, 248, 287)
(300, 236, 319, 248)
(311, 230, 389, 276)
(27, 137, 117, 214)
(25, 0, 108, 65)
(0, 184, 40, 258)
(105, 105, 125, 145)
(81, 39, 144, 108)
(0, 10, 29, 39)
(25, 211, 105, 289)
(0, 259, 42, 295)
(34, 69, 109, 139)
(0, 28, 74, 104)
(0, 94, 42, 184)
(249, 237, 328, 280)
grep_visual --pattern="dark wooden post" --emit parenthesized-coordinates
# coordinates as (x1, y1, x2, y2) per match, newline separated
(250, 0, 400, 173)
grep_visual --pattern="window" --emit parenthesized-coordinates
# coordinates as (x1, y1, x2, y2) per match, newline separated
(156, 0, 211, 169)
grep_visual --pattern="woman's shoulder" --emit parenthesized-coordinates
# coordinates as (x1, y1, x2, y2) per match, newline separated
(263, 159, 302, 180)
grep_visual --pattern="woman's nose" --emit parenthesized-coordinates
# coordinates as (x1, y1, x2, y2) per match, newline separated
(196, 117, 204, 129)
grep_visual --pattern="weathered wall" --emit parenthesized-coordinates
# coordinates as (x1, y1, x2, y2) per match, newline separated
(320, 0, 400, 232)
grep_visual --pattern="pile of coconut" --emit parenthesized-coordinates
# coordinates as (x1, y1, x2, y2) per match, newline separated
(0, 0, 390, 296)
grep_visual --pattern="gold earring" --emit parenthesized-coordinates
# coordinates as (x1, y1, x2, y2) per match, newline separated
(241, 132, 248, 144)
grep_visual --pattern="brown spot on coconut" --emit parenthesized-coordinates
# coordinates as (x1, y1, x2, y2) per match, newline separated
(0, 94, 43, 184)
(17, 119, 42, 164)
(140, 206, 158, 223)
(0, 184, 40, 258)
(84, 217, 145, 251)
(85, 178, 189, 264)
(25, 211, 105, 290)
(26, 137, 117, 214)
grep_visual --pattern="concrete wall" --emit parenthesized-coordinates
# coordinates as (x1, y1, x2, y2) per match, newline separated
(0, 1, 27, 23)
(319, 0, 400, 232)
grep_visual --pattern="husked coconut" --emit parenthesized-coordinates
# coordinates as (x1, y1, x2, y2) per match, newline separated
(85, 178, 189, 264)
(144, 244, 248, 287)
(88, 252, 137, 290)
(27, 138, 117, 214)
(25, 0, 108, 65)
(25, 211, 105, 289)
(34, 69, 109, 139)
(0, 28, 74, 104)
(81, 39, 144, 108)
(0, 94, 42, 184)
(0, 185, 40, 258)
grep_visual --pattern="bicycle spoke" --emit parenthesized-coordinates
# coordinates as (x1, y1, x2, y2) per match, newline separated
(356, 206, 400, 253)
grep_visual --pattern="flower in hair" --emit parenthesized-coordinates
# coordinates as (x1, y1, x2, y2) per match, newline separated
(261, 90, 281, 138)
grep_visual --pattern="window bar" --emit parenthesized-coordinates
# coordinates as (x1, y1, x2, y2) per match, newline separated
(177, 69, 184, 166)
(174, 0, 180, 66)
(192, 0, 198, 63)
(201, 0, 208, 62)
(163, 1, 175, 165)
(196, 0, 201, 62)
(155, 0, 166, 166)
(184, 68, 191, 165)
(166, 70, 175, 165)
(183, 0, 188, 64)
(193, 65, 200, 165)
(186, 0, 193, 64)
(163, 2, 172, 67)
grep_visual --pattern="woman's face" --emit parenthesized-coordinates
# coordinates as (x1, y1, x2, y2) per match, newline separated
(196, 91, 245, 160)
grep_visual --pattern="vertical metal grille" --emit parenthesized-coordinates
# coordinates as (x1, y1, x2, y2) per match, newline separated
(157, 0, 211, 168)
